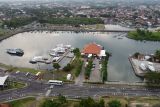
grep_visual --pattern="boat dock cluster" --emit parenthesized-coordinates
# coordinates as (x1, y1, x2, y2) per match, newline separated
(29, 44, 74, 64)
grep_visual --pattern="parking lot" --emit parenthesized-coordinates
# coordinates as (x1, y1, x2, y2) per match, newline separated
(89, 58, 102, 82)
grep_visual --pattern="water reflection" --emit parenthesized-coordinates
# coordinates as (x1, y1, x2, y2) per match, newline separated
(0, 31, 160, 82)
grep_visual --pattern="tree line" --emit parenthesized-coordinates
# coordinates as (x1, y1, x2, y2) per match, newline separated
(128, 29, 160, 41)
(41, 95, 122, 107)
(38, 17, 104, 25)
(2, 17, 36, 28)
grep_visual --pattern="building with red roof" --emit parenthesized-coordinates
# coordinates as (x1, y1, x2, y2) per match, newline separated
(81, 43, 103, 56)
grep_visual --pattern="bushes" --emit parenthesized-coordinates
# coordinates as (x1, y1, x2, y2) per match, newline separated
(3, 17, 36, 28)
(53, 63, 61, 70)
(9, 97, 36, 107)
(128, 29, 160, 41)
(101, 52, 109, 82)
(85, 59, 93, 79)
(63, 64, 74, 72)
(144, 72, 160, 85)
(77, 97, 105, 107)
(73, 48, 81, 58)
(108, 100, 121, 107)
(75, 60, 84, 77)
(41, 95, 67, 107)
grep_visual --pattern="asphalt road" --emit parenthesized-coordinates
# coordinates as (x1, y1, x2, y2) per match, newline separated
(0, 71, 160, 102)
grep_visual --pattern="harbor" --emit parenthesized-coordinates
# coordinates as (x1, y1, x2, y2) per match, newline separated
(0, 31, 160, 82)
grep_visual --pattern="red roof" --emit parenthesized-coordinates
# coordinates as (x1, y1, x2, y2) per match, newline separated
(0, 104, 10, 107)
(82, 43, 102, 55)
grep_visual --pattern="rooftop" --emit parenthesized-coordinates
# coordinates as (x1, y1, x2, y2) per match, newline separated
(82, 43, 102, 55)
(0, 75, 8, 86)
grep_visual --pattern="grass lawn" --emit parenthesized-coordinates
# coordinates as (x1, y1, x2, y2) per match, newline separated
(102, 96, 128, 107)
(128, 97, 160, 106)
(0, 28, 6, 36)
(81, 24, 105, 30)
(8, 97, 36, 107)
(43, 57, 83, 82)
(128, 30, 160, 41)
(8, 82, 25, 89)
(1, 82, 25, 91)
(0, 63, 45, 74)
(4, 96, 160, 107)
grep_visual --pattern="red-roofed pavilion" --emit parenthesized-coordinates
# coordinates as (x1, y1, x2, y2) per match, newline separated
(82, 43, 102, 56)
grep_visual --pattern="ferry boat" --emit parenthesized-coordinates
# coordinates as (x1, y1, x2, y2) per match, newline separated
(6, 48, 24, 56)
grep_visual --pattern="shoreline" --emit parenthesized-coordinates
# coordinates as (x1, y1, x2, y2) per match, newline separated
(128, 57, 145, 77)
(0, 27, 132, 42)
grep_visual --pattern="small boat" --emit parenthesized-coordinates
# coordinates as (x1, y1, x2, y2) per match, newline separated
(6, 48, 24, 56)
(29, 56, 51, 64)
(118, 37, 123, 39)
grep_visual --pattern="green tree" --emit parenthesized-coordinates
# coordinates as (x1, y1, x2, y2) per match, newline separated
(53, 63, 60, 70)
(58, 94, 67, 104)
(134, 52, 140, 58)
(99, 99, 105, 107)
(155, 50, 160, 61)
(73, 48, 81, 58)
(108, 100, 121, 107)
(63, 63, 74, 72)
(144, 72, 160, 85)
(41, 99, 60, 107)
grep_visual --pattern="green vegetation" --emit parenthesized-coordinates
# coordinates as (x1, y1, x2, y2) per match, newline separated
(75, 60, 84, 77)
(71, 48, 84, 77)
(155, 50, 160, 62)
(70, 56, 83, 77)
(101, 52, 109, 82)
(85, 59, 93, 79)
(81, 24, 105, 30)
(53, 63, 61, 70)
(6, 96, 160, 107)
(63, 63, 74, 72)
(2, 17, 36, 28)
(75, 97, 105, 107)
(8, 97, 36, 107)
(133, 52, 140, 58)
(7, 82, 25, 90)
(73, 48, 81, 58)
(38, 17, 104, 25)
(128, 29, 160, 41)
(41, 95, 68, 107)
(144, 72, 160, 86)
(0, 28, 6, 36)
(108, 100, 121, 107)
(0, 63, 44, 74)
(1, 81, 25, 91)
(42, 96, 105, 107)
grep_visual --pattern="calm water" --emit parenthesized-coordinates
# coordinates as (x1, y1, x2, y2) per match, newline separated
(0, 31, 160, 82)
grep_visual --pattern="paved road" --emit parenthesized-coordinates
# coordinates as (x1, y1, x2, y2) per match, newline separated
(0, 71, 160, 102)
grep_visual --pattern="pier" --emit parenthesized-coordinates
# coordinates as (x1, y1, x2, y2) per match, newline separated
(129, 57, 145, 77)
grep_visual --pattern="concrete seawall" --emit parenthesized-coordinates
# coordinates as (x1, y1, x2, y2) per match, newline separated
(129, 57, 145, 77)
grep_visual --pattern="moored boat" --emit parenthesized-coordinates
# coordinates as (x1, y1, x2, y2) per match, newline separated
(6, 48, 24, 56)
